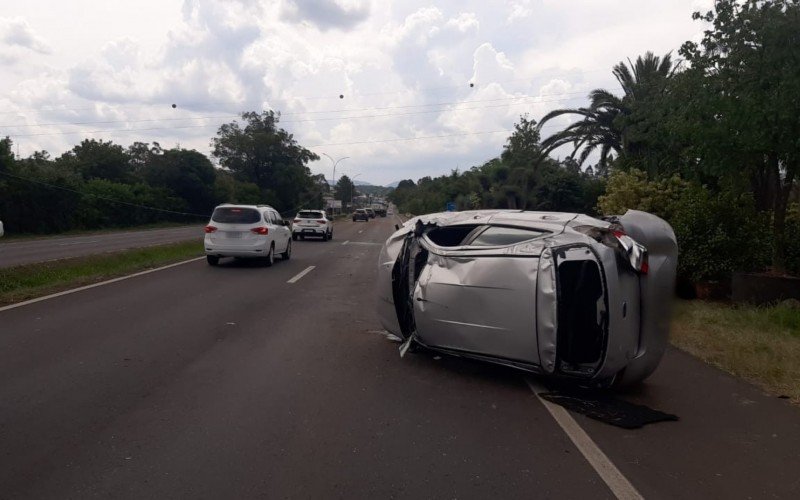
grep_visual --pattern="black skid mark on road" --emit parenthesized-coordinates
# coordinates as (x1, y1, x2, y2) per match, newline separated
(539, 385, 679, 429)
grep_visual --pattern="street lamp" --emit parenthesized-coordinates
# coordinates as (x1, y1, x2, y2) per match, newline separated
(321, 153, 349, 190)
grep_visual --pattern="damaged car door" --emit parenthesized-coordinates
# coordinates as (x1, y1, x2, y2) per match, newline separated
(407, 225, 548, 368)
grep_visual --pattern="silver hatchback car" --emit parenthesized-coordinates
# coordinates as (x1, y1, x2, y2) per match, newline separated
(204, 204, 292, 266)
(376, 210, 677, 386)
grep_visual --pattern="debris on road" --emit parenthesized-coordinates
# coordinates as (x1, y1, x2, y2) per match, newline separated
(539, 387, 678, 429)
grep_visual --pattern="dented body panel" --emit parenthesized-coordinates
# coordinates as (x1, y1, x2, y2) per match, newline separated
(376, 209, 677, 386)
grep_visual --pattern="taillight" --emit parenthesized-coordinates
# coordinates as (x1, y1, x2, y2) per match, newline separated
(316, 220, 327, 224)
(293, 219, 300, 223)
(204, 225, 217, 233)
(611, 230, 648, 274)
(251, 227, 269, 235)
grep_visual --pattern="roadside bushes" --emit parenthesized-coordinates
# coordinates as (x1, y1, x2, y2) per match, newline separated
(598, 169, 772, 283)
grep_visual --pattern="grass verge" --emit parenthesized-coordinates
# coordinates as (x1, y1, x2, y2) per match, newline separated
(0, 222, 202, 241)
(670, 299, 800, 403)
(0, 240, 204, 307)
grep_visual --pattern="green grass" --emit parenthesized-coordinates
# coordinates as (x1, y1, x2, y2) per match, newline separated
(0, 240, 204, 306)
(671, 299, 800, 403)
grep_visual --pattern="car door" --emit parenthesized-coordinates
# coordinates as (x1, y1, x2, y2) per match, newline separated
(271, 210, 289, 251)
(411, 226, 546, 365)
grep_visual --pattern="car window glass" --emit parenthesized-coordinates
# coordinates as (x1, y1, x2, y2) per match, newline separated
(468, 226, 547, 247)
(211, 207, 261, 224)
(270, 211, 280, 224)
(425, 225, 482, 247)
(298, 211, 323, 219)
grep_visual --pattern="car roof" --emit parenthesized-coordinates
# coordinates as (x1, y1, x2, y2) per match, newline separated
(216, 203, 275, 210)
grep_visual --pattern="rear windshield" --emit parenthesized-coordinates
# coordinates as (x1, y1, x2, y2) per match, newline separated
(297, 211, 325, 219)
(211, 207, 261, 224)
(355, 209, 366, 213)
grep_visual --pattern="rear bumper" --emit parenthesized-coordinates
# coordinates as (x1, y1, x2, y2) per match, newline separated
(293, 227, 327, 236)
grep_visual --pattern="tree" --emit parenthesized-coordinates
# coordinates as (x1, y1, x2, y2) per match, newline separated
(211, 111, 319, 212)
(143, 148, 217, 215)
(677, 0, 800, 272)
(538, 52, 677, 172)
(57, 139, 132, 183)
(335, 174, 355, 209)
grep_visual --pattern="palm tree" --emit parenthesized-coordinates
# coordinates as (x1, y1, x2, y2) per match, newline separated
(537, 51, 677, 171)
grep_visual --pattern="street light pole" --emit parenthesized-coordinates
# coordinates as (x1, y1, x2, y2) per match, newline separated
(321, 153, 349, 190)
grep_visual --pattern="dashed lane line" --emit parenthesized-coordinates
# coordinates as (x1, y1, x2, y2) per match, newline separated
(525, 378, 644, 500)
(287, 266, 315, 284)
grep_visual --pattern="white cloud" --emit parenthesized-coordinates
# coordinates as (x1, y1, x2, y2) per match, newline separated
(0, 17, 51, 54)
(0, 1, 715, 185)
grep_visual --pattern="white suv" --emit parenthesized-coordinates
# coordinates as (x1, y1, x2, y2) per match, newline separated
(204, 204, 291, 266)
(292, 209, 333, 241)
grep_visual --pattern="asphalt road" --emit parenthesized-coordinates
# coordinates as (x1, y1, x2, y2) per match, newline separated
(0, 225, 203, 268)
(1, 215, 798, 499)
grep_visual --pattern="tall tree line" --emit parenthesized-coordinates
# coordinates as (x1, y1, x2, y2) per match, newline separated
(0, 111, 326, 234)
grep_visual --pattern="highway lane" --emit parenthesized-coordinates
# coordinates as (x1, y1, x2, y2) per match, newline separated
(0, 225, 203, 268)
(1, 214, 798, 498)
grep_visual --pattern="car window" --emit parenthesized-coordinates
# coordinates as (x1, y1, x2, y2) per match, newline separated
(425, 225, 482, 247)
(211, 207, 261, 224)
(298, 211, 324, 219)
(467, 226, 548, 247)
(269, 211, 281, 224)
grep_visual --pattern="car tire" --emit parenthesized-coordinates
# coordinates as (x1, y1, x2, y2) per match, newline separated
(328, 230, 333, 240)
(292, 234, 298, 241)
(281, 240, 291, 260)
(265, 245, 274, 267)
(206, 255, 219, 266)
(300, 235, 305, 241)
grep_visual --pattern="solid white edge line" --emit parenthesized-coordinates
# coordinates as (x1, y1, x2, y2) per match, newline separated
(0, 257, 205, 313)
(525, 378, 644, 500)
(287, 265, 315, 284)
(341, 240, 350, 245)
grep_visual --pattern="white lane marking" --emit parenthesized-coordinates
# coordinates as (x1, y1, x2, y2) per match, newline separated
(358, 230, 363, 234)
(345, 242, 381, 246)
(287, 265, 315, 284)
(341, 240, 350, 245)
(525, 378, 643, 500)
(0, 257, 205, 313)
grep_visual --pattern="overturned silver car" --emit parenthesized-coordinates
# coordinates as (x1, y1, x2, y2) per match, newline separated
(376, 210, 677, 386)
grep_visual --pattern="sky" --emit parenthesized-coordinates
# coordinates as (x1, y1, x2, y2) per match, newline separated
(1, 0, 713, 186)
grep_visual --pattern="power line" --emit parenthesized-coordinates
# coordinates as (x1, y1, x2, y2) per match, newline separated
(3, 94, 587, 138)
(0, 88, 601, 129)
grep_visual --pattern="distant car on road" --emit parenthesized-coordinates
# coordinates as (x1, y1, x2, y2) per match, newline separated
(204, 204, 291, 266)
(353, 209, 369, 222)
(365, 208, 376, 219)
(292, 210, 333, 241)
(376, 209, 677, 387)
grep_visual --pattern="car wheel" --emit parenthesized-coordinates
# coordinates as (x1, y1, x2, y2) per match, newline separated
(292, 234, 298, 241)
(328, 230, 333, 240)
(206, 255, 219, 266)
(265, 245, 274, 267)
(281, 239, 291, 260)
(300, 235, 305, 241)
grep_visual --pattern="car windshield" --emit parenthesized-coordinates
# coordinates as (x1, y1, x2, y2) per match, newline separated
(297, 211, 324, 219)
(211, 207, 260, 224)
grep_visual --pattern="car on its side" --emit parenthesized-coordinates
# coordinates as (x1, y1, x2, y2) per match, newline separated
(292, 209, 333, 241)
(376, 209, 677, 387)
(353, 209, 369, 222)
(365, 208, 376, 218)
(204, 204, 292, 266)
